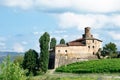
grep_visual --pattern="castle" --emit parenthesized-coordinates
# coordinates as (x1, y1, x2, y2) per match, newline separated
(49, 27, 102, 69)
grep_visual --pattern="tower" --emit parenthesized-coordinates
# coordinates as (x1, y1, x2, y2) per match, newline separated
(82, 27, 93, 38)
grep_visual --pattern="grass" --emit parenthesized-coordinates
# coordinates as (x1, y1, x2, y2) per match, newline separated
(28, 71, 120, 80)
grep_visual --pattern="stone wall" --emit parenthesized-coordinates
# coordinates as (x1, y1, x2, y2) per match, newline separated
(54, 39, 102, 68)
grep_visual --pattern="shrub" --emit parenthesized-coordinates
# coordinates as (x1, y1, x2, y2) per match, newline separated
(0, 55, 26, 80)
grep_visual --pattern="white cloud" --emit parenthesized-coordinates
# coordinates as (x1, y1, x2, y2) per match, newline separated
(13, 43, 24, 52)
(57, 12, 120, 30)
(33, 31, 39, 35)
(22, 41, 28, 45)
(108, 31, 120, 40)
(1, 0, 120, 13)
(2, 0, 34, 10)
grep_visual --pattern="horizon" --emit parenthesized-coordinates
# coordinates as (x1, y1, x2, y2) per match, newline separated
(0, 0, 120, 52)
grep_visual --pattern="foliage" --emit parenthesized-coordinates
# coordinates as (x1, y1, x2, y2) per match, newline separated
(14, 55, 24, 67)
(56, 59, 120, 73)
(50, 37, 56, 50)
(39, 32, 50, 73)
(22, 49, 39, 76)
(60, 38, 65, 44)
(101, 42, 117, 58)
(0, 55, 26, 80)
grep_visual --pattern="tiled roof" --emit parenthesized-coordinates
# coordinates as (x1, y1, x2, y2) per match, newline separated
(56, 44, 68, 47)
(67, 42, 85, 46)
(67, 38, 85, 46)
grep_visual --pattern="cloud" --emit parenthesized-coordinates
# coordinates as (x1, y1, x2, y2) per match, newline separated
(1, 0, 120, 13)
(22, 41, 28, 45)
(108, 31, 120, 40)
(13, 43, 24, 52)
(1, 0, 34, 10)
(57, 12, 120, 30)
(33, 32, 39, 35)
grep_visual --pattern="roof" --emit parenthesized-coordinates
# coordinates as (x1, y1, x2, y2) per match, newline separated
(67, 42, 85, 46)
(67, 37, 102, 46)
(56, 44, 68, 47)
(85, 37, 102, 42)
(67, 38, 85, 46)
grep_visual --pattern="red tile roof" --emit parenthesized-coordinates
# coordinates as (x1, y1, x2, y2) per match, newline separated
(67, 38, 85, 46)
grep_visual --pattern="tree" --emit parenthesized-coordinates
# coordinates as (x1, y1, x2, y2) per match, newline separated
(13, 56, 24, 68)
(0, 55, 26, 80)
(60, 38, 65, 44)
(101, 42, 117, 58)
(50, 37, 56, 50)
(39, 32, 50, 73)
(22, 49, 39, 75)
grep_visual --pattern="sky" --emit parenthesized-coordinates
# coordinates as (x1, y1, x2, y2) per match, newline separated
(0, 0, 120, 52)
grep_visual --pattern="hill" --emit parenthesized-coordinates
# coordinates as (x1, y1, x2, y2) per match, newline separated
(0, 51, 24, 63)
(56, 59, 120, 73)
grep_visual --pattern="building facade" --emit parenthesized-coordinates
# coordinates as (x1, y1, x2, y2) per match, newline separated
(49, 27, 102, 69)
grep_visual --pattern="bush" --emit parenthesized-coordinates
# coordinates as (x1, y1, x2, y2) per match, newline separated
(56, 59, 120, 73)
(13, 55, 24, 67)
(0, 55, 26, 80)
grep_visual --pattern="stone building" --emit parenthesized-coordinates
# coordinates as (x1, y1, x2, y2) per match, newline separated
(49, 27, 102, 69)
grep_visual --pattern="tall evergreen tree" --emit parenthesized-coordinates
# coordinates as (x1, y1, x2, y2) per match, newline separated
(60, 38, 65, 44)
(22, 49, 39, 75)
(39, 32, 50, 73)
(50, 37, 56, 50)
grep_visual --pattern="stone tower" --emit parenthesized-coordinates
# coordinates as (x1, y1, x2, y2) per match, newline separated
(83, 27, 93, 38)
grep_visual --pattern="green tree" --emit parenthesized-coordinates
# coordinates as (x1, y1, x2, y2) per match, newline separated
(14, 56, 24, 67)
(101, 42, 117, 58)
(22, 49, 39, 75)
(60, 38, 65, 44)
(39, 32, 50, 73)
(50, 37, 56, 50)
(0, 55, 26, 80)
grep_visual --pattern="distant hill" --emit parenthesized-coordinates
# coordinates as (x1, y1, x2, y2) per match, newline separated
(0, 51, 24, 63)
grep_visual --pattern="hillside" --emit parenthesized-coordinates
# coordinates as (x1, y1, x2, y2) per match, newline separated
(0, 51, 24, 63)
(56, 59, 120, 73)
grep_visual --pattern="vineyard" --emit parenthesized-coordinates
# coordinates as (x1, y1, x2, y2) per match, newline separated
(56, 59, 120, 73)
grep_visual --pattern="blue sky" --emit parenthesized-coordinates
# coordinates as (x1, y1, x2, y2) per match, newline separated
(0, 0, 120, 52)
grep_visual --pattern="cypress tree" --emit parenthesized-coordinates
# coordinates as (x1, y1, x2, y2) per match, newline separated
(50, 37, 56, 50)
(39, 32, 50, 73)
(60, 38, 65, 44)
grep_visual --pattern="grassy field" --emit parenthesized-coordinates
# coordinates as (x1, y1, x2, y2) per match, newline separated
(29, 70, 120, 80)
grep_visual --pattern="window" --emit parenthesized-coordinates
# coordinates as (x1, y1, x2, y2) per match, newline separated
(58, 50, 60, 52)
(88, 46, 90, 48)
(93, 40, 94, 43)
(93, 46, 94, 48)
(65, 50, 67, 52)
(93, 52, 95, 55)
